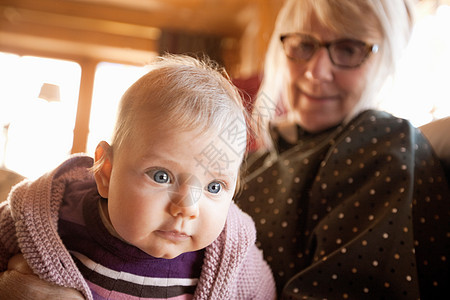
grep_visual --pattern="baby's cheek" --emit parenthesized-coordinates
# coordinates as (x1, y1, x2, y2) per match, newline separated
(207, 211, 229, 241)
(109, 211, 145, 242)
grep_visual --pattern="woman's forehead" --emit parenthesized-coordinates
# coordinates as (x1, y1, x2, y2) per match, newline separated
(279, 2, 381, 40)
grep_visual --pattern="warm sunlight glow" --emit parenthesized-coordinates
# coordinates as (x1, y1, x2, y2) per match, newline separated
(0, 5, 449, 180)
(0, 54, 81, 179)
(378, 5, 450, 127)
(86, 62, 151, 156)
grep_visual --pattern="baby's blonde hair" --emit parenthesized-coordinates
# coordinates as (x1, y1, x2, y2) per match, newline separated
(93, 54, 248, 192)
(112, 54, 246, 152)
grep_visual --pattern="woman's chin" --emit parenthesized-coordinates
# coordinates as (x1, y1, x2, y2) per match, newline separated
(296, 114, 341, 133)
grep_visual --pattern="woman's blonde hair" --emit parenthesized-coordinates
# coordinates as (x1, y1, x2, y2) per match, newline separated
(94, 54, 248, 185)
(253, 0, 415, 146)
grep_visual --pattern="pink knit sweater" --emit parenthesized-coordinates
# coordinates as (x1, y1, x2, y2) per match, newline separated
(0, 155, 276, 299)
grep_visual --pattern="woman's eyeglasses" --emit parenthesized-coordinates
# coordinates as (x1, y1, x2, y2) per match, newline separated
(280, 33, 378, 69)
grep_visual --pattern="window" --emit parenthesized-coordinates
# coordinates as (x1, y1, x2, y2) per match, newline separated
(0, 53, 80, 179)
(86, 62, 151, 156)
(378, 4, 450, 126)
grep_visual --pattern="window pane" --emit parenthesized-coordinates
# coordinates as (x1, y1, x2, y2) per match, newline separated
(378, 5, 450, 126)
(87, 62, 150, 156)
(0, 53, 81, 179)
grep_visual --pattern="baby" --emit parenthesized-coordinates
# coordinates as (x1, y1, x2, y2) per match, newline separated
(0, 55, 276, 299)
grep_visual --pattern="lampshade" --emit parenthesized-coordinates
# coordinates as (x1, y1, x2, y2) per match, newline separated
(38, 83, 60, 102)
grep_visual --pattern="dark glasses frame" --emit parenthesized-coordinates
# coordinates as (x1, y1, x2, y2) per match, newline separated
(280, 33, 379, 68)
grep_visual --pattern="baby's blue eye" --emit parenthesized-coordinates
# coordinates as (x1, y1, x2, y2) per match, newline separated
(153, 170, 170, 183)
(207, 182, 222, 194)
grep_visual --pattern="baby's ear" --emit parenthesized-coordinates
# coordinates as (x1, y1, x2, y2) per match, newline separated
(94, 141, 113, 198)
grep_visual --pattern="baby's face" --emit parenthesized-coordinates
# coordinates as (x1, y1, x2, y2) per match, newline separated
(100, 120, 246, 259)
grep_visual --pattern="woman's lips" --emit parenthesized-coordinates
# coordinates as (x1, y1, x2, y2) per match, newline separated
(303, 92, 339, 101)
(155, 230, 191, 242)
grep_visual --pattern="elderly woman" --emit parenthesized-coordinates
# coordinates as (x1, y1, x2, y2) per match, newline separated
(237, 0, 449, 299)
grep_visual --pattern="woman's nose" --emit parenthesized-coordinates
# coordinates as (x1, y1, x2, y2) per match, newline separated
(168, 175, 201, 219)
(304, 48, 334, 82)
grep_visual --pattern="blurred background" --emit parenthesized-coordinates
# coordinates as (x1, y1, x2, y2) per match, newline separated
(0, 0, 449, 180)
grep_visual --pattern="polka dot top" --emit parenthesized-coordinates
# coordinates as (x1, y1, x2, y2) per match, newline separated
(237, 110, 450, 300)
